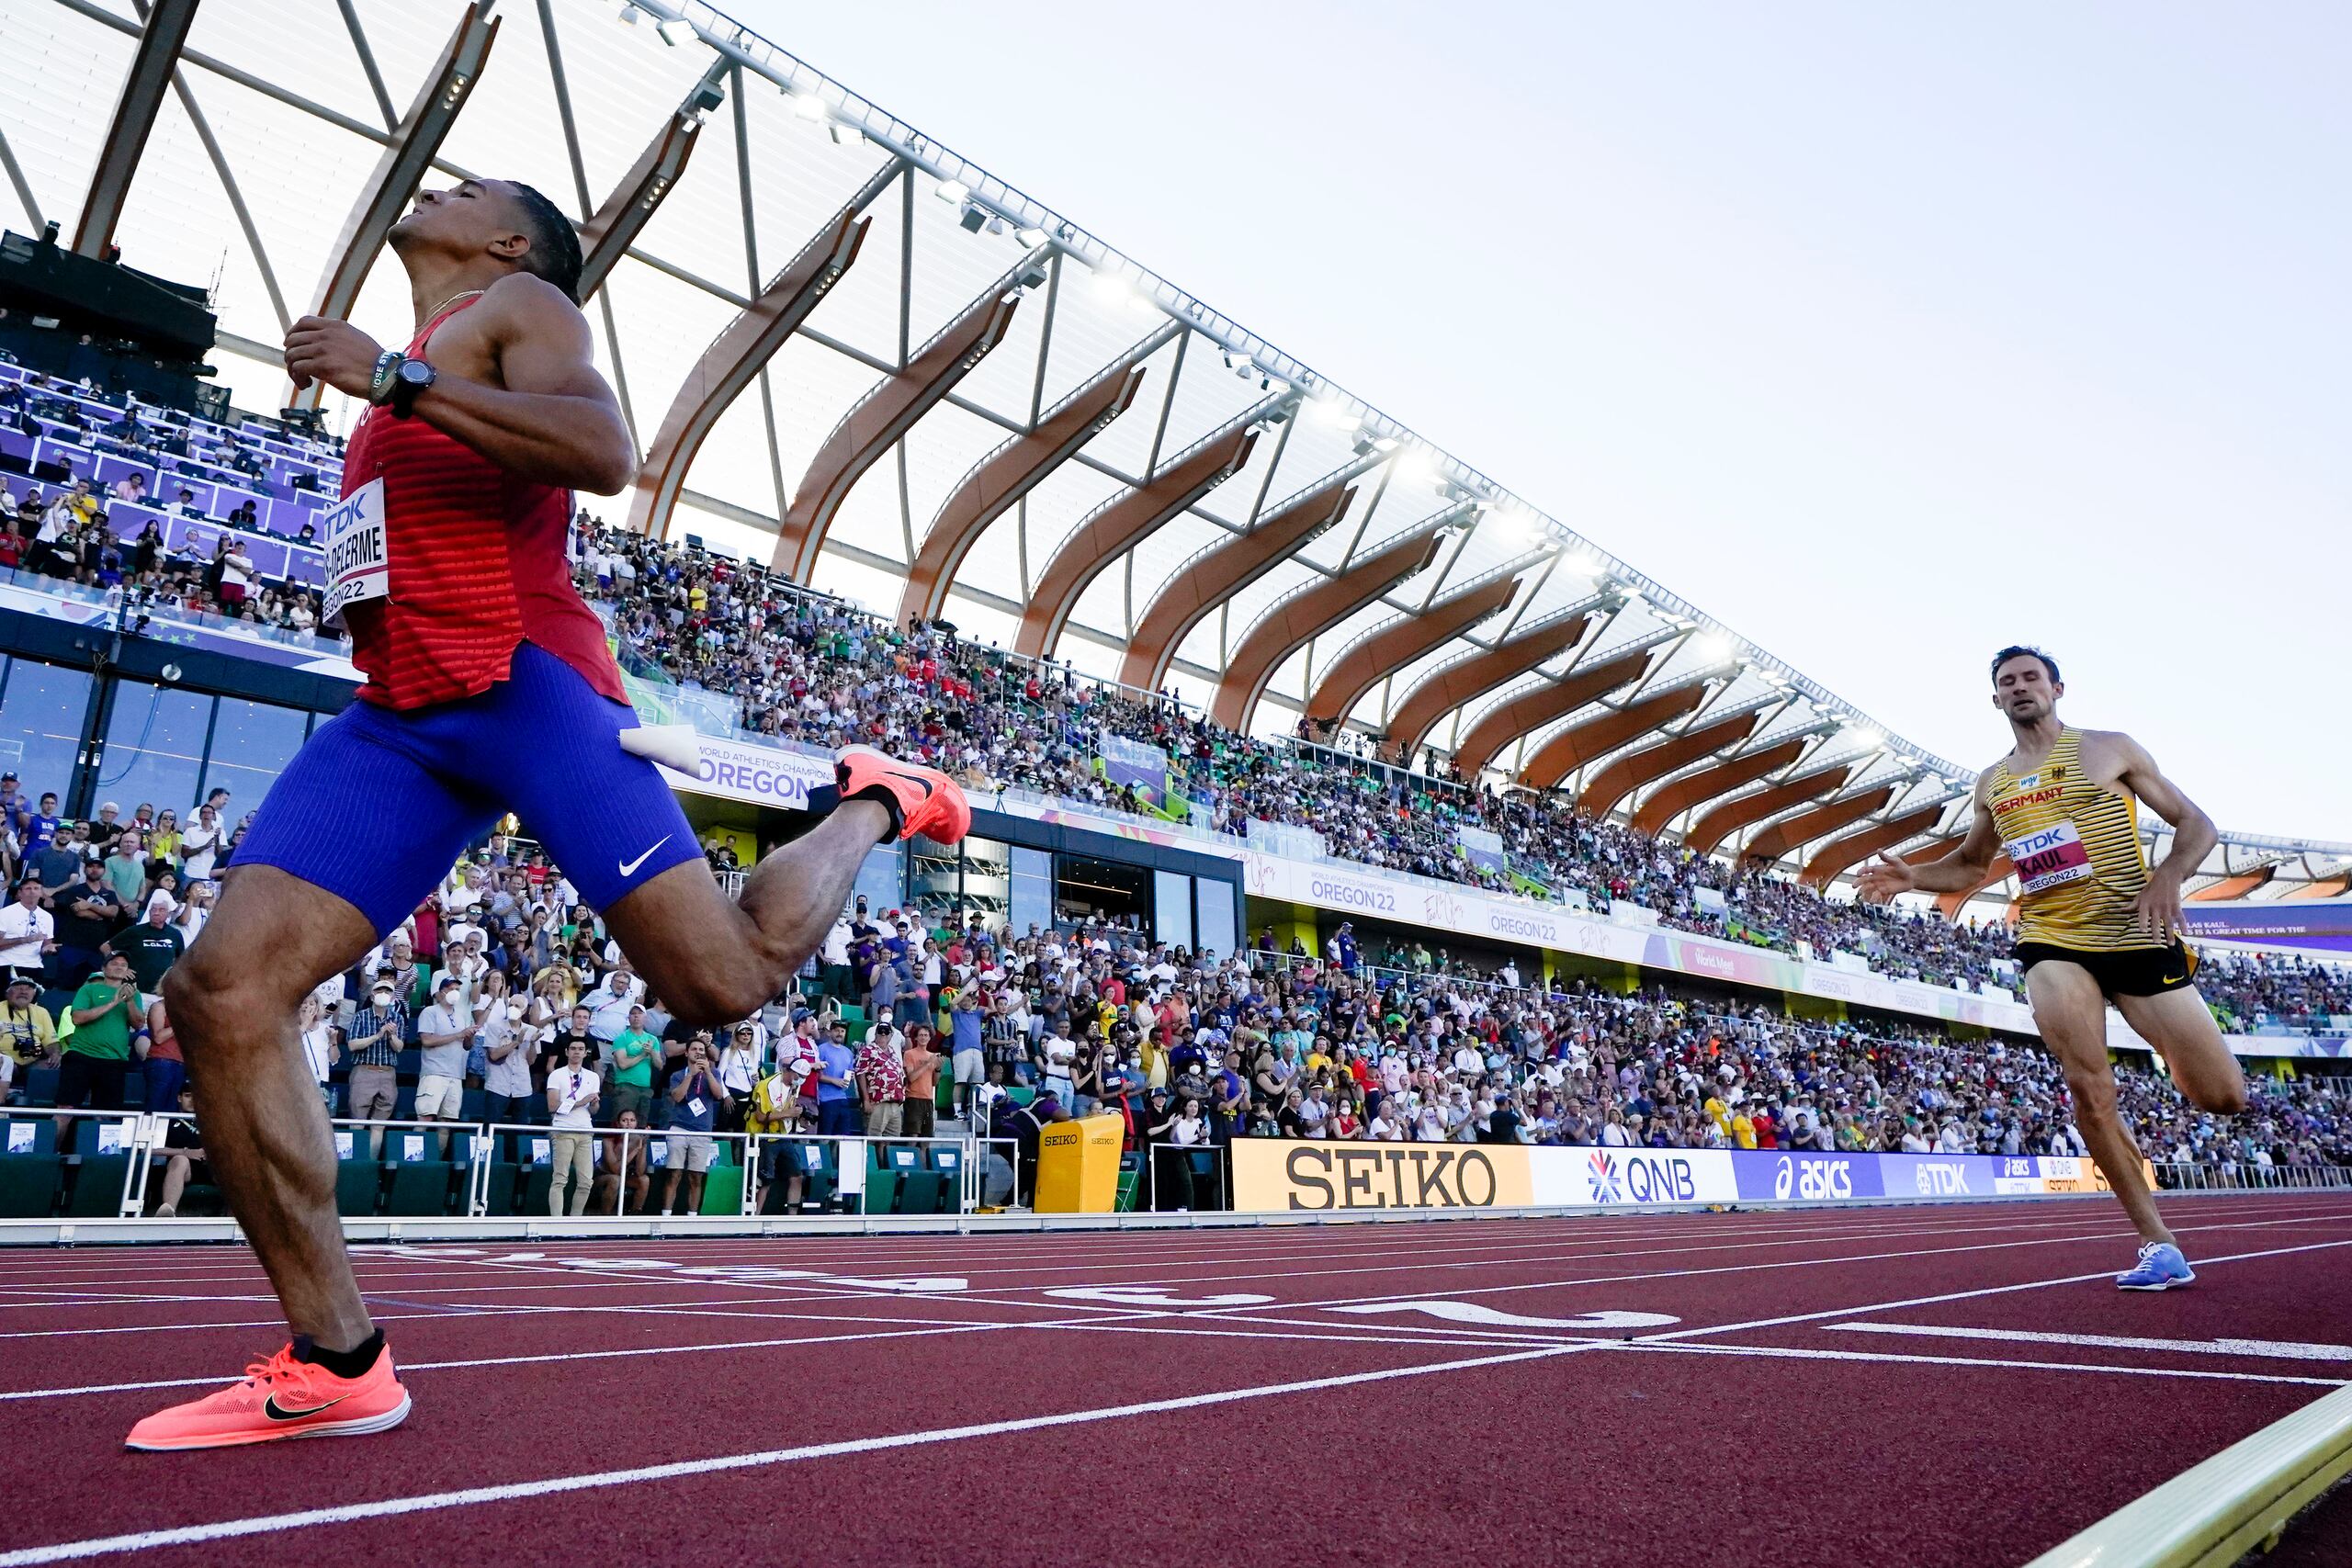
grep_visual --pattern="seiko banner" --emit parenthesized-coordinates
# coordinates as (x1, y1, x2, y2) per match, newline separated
(1229, 1142, 2127, 1215)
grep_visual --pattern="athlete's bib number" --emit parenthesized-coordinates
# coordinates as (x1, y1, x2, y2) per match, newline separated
(320, 478, 388, 630)
(2004, 819, 2095, 896)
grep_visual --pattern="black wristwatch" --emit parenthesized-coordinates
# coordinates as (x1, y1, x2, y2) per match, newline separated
(390, 356, 436, 418)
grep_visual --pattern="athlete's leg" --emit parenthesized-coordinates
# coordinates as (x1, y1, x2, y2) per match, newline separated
(2112, 987, 2248, 1115)
(600, 802, 890, 1024)
(2024, 958, 2172, 1246)
(164, 705, 492, 1354)
(164, 866, 388, 1348)
(478, 646, 897, 1023)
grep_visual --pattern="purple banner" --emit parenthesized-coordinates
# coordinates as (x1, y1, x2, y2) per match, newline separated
(2182, 899, 2352, 957)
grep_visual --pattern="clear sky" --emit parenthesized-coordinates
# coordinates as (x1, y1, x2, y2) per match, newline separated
(738, 0, 2349, 842)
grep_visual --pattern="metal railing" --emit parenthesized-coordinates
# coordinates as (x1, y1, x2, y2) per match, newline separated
(2153, 1161, 2352, 1192)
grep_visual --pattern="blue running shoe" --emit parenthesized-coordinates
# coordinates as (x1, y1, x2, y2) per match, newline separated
(2116, 1241, 2196, 1291)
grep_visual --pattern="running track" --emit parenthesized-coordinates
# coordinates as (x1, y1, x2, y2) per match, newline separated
(2, 1192, 2348, 1565)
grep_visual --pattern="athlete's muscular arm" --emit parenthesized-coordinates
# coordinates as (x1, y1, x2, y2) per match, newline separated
(2086, 730, 2214, 942)
(283, 274, 635, 494)
(1854, 773, 2001, 902)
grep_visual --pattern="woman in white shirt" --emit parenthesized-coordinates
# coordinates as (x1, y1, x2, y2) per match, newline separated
(716, 1025, 761, 1128)
(1170, 1098, 1206, 1147)
(545, 1038, 599, 1216)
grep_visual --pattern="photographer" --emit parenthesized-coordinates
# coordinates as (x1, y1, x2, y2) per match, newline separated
(658, 1037, 729, 1216)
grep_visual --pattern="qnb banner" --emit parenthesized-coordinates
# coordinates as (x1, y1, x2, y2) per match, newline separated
(1229, 1141, 2135, 1214)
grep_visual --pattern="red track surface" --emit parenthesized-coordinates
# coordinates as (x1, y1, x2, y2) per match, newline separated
(3, 1192, 2349, 1566)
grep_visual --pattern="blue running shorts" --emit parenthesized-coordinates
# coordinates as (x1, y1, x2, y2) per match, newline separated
(236, 641, 705, 939)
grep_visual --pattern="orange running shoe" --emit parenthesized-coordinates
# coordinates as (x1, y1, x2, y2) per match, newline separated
(125, 1341, 410, 1451)
(831, 745, 971, 845)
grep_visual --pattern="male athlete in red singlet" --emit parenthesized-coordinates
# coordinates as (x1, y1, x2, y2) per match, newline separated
(127, 180, 968, 1450)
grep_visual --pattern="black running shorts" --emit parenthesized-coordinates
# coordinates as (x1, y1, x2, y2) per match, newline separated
(2014, 939, 2199, 1000)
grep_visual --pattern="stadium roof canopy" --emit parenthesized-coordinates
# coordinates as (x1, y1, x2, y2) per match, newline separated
(4, 0, 2343, 904)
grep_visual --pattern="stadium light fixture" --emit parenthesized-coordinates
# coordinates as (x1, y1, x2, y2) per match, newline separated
(1855, 728, 1886, 751)
(1695, 632, 1734, 661)
(1016, 225, 1049, 247)
(958, 203, 987, 233)
(935, 177, 971, 204)
(617, 2, 641, 21)
(1392, 446, 1438, 488)
(655, 16, 697, 45)
(790, 92, 827, 121)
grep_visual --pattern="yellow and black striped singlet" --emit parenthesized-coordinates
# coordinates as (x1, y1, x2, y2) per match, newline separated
(1985, 728, 2154, 952)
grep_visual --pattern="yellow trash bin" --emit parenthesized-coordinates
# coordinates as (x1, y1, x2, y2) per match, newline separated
(1034, 1113, 1124, 1213)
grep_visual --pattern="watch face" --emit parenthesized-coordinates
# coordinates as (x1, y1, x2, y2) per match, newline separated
(398, 359, 434, 386)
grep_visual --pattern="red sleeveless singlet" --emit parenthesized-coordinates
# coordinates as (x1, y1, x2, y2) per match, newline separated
(337, 296, 627, 711)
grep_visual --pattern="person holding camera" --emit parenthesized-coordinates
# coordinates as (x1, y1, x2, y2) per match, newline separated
(658, 1037, 729, 1215)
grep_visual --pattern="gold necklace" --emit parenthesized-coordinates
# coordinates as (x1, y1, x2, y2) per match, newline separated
(415, 287, 485, 328)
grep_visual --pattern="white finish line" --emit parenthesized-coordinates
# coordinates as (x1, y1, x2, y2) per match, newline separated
(1828, 1321, 2352, 1362)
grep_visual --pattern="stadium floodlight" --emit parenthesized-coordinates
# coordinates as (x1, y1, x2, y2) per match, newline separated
(1392, 446, 1438, 488)
(958, 203, 986, 233)
(1855, 728, 1886, 751)
(617, 2, 641, 20)
(1694, 632, 1733, 661)
(935, 177, 971, 204)
(1016, 225, 1049, 247)
(655, 16, 697, 45)
(790, 92, 827, 121)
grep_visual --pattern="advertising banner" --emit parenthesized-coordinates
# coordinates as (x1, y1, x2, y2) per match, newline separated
(650, 733, 835, 813)
(2181, 897, 2352, 958)
(1229, 1142, 2138, 1214)
(1229, 1140, 1533, 1212)
(1730, 1150, 1884, 1202)
(1535, 1146, 1739, 1208)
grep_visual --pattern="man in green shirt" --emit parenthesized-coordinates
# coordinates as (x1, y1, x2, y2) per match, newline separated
(607, 1006, 659, 1123)
(62, 952, 141, 1113)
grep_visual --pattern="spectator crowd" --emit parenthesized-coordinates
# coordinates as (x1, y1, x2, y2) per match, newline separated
(1, 373, 2346, 1213)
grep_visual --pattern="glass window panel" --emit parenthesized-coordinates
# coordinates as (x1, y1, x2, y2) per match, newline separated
(198, 697, 310, 815)
(1009, 846, 1052, 940)
(0, 658, 96, 808)
(1195, 876, 1238, 963)
(854, 843, 904, 919)
(96, 681, 211, 820)
(1153, 869, 1193, 952)
(908, 831, 959, 929)
(959, 836, 1009, 930)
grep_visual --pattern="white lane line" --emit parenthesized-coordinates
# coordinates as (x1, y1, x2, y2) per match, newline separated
(0, 1301, 1545, 1403)
(0, 1193, 2335, 1287)
(1611, 1338, 2348, 1389)
(0, 1343, 1589, 1564)
(1331, 1302, 1678, 1330)
(1826, 1321, 2352, 1363)
(0, 1205, 2128, 1279)
(1634, 1236, 2352, 1344)
(1192, 1216, 2325, 1321)
(3, 1196, 2317, 1289)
